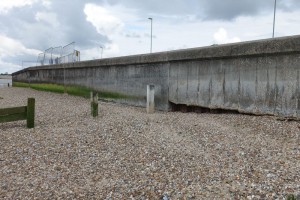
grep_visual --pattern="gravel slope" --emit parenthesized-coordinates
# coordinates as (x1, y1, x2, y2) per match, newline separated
(0, 87, 299, 199)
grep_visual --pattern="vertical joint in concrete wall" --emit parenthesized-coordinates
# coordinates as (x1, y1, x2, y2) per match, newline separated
(90, 91, 98, 117)
(147, 85, 155, 113)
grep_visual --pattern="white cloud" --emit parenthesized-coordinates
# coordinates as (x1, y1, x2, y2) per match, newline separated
(41, 0, 51, 9)
(0, 60, 22, 73)
(80, 43, 120, 61)
(103, 43, 120, 58)
(0, 34, 40, 73)
(0, 0, 37, 14)
(35, 12, 59, 27)
(80, 47, 102, 60)
(213, 28, 241, 44)
(0, 34, 40, 57)
(84, 3, 124, 36)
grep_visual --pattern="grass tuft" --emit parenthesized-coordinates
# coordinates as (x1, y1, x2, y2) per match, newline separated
(287, 194, 296, 200)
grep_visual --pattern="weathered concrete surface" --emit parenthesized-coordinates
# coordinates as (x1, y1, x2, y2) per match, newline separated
(12, 35, 300, 118)
(168, 54, 300, 119)
(13, 62, 170, 110)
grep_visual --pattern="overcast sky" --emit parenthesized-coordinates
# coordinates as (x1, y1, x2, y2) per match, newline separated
(1, 0, 300, 74)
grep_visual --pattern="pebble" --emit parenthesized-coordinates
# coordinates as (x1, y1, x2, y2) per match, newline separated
(0, 87, 299, 199)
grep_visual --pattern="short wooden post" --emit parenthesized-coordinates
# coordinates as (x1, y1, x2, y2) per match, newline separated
(27, 98, 35, 128)
(8, 83, 10, 87)
(147, 85, 155, 113)
(91, 91, 98, 117)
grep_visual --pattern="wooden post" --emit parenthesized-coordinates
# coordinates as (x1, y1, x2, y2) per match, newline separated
(27, 71, 31, 88)
(27, 98, 35, 128)
(8, 83, 10, 87)
(91, 91, 98, 117)
(147, 85, 155, 113)
(63, 65, 66, 93)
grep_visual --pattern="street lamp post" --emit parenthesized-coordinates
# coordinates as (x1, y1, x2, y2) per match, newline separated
(148, 17, 153, 53)
(272, 0, 277, 38)
(100, 46, 103, 59)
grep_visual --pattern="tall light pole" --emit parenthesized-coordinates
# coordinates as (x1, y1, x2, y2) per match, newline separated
(148, 17, 153, 53)
(272, 0, 277, 38)
(100, 46, 103, 59)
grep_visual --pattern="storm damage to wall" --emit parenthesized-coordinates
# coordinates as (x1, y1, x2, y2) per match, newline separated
(13, 35, 300, 119)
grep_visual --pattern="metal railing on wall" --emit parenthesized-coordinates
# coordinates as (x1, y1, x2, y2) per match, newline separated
(36, 42, 80, 66)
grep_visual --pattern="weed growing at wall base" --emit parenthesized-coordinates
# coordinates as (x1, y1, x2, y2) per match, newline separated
(13, 82, 90, 97)
(12, 82, 134, 100)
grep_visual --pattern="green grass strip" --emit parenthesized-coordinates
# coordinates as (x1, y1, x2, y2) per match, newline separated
(12, 82, 29, 88)
(12, 82, 134, 99)
(13, 82, 64, 93)
(98, 91, 131, 99)
(66, 85, 91, 98)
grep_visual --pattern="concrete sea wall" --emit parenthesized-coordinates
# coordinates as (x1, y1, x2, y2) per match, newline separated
(13, 59, 170, 110)
(13, 35, 300, 119)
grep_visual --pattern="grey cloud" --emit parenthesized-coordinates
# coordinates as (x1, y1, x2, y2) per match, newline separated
(2, 0, 299, 53)
(201, 0, 272, 20)
(49, 0, 109, 47)
(0, 53, 36, 69)
(0, 0, 111, 70)
(201, 0, 300, 20)
(106, 0, 300, 21)
(278, 0, 300, 11)
(106, 0, 202, 16)
(1, 0, 109, 51)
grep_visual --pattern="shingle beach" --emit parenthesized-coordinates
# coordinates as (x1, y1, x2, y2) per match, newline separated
(0, 87, 299, 199)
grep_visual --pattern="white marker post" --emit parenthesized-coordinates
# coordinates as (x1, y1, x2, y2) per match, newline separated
(147, 85, 155, 113)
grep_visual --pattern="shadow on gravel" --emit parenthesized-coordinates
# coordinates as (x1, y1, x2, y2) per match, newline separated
(0, 122, 26, 130)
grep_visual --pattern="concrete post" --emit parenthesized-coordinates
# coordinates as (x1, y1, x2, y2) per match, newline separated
(147, 85, 155, 113)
